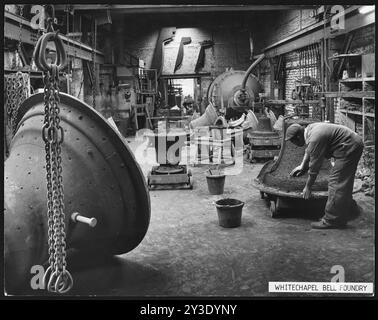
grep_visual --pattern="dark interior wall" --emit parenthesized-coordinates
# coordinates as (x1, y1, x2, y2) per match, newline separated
(111, 12, 256, 77)
(348, 23, 375, 54)
(250, 9, 320, 99)
(250, 9, 319, 53)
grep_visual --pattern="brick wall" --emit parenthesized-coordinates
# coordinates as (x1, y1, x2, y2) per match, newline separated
(283, 46, 321, 116)
(257, 59, 271, 97)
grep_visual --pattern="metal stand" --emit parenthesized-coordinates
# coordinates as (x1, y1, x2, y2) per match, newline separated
(147, 165, 193, 190)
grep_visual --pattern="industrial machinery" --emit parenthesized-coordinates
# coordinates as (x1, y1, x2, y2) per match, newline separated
(203, 55, 282, 162)
(247, 104, 281, 161)
(207, 57, 265, 114)
(4, 92, 151, 293)
(145, 129, 193, 189)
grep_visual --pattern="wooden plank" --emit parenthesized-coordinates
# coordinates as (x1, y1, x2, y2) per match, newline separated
(339, 78, 363, 82)
(339, 109, 362, 115)
(55, 5, 317, 13)
(321, 91, 375, 98)
(266, 99, 320, 104)
(328, 53, 361, 59)
(340, 109, 375, 118)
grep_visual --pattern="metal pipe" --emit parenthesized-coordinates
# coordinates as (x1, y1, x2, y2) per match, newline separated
(249, 32, 254, 61)
(241, 54, 265, 90)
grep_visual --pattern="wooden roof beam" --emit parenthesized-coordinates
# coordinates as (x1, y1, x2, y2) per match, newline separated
(54, 5, 317, 14)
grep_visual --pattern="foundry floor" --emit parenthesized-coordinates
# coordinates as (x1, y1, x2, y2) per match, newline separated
(67, 137, 374, 297)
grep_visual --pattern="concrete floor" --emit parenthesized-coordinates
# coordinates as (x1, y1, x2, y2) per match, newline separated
(67, 137, 374, 297)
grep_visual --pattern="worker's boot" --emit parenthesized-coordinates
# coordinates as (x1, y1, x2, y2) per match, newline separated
(311, 218, 346, 229)
(348, 199, 361, 221)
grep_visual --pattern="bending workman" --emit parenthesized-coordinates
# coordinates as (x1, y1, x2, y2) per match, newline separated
(285, 122, 364, 229)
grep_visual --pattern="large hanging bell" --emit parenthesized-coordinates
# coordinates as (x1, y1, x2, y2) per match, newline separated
(4, 92, 150, 292)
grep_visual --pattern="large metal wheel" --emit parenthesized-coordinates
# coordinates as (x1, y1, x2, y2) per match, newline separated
(207, 70, 262, 110)
(4, 92, 151, 291)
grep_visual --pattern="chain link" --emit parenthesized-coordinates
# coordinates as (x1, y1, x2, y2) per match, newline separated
(18, 5, 23, 55)
(38, 29, 72, 292)
(91, 48, 96, 109)
(5, 72, 30, 135)
(91, 18, 96, 109)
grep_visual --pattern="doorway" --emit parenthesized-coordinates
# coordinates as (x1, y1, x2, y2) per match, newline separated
(164, 77, 201, 114)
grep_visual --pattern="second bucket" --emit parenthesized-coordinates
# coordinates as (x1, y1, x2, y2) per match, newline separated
(206, 174, 225, 195)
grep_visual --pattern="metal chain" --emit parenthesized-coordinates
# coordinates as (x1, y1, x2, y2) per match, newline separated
(38, 18, 72, 293)
(91, 48, 96, 108)
(42, 71, 55, 278)
(65, 5, 72, 94)
(91, 18, 96, 109)
(5, 72, 29, 134)
(17, 5, 23, 57)
(42, 65, 72, 293)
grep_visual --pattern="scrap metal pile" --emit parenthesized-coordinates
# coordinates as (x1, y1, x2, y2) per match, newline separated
(355, 145, 375, 197)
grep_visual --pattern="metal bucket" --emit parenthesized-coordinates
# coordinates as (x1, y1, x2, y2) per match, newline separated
(4, 92, 150, 291)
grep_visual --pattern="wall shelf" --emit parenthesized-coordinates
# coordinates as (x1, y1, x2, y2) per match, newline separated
(339, 77, 375, 83)
(339, 109, 375, 118)
(338, 74, 375, 143)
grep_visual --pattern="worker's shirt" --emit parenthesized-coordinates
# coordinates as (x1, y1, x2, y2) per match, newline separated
(304, 122, 362, 176)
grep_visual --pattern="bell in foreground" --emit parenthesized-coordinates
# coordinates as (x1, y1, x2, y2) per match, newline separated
(4, 92, 151, 293)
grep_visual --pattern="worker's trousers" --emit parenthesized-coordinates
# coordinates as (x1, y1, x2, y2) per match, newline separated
(323, 141, 364, 225)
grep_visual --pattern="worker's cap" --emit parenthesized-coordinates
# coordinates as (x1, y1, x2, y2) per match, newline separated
(285, 123, 303, 141)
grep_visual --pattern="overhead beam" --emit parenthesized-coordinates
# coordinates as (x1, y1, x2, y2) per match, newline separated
(160, 73, 211, 79)
(4, 11, 104, 64)
(55, 5, 317, 13)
